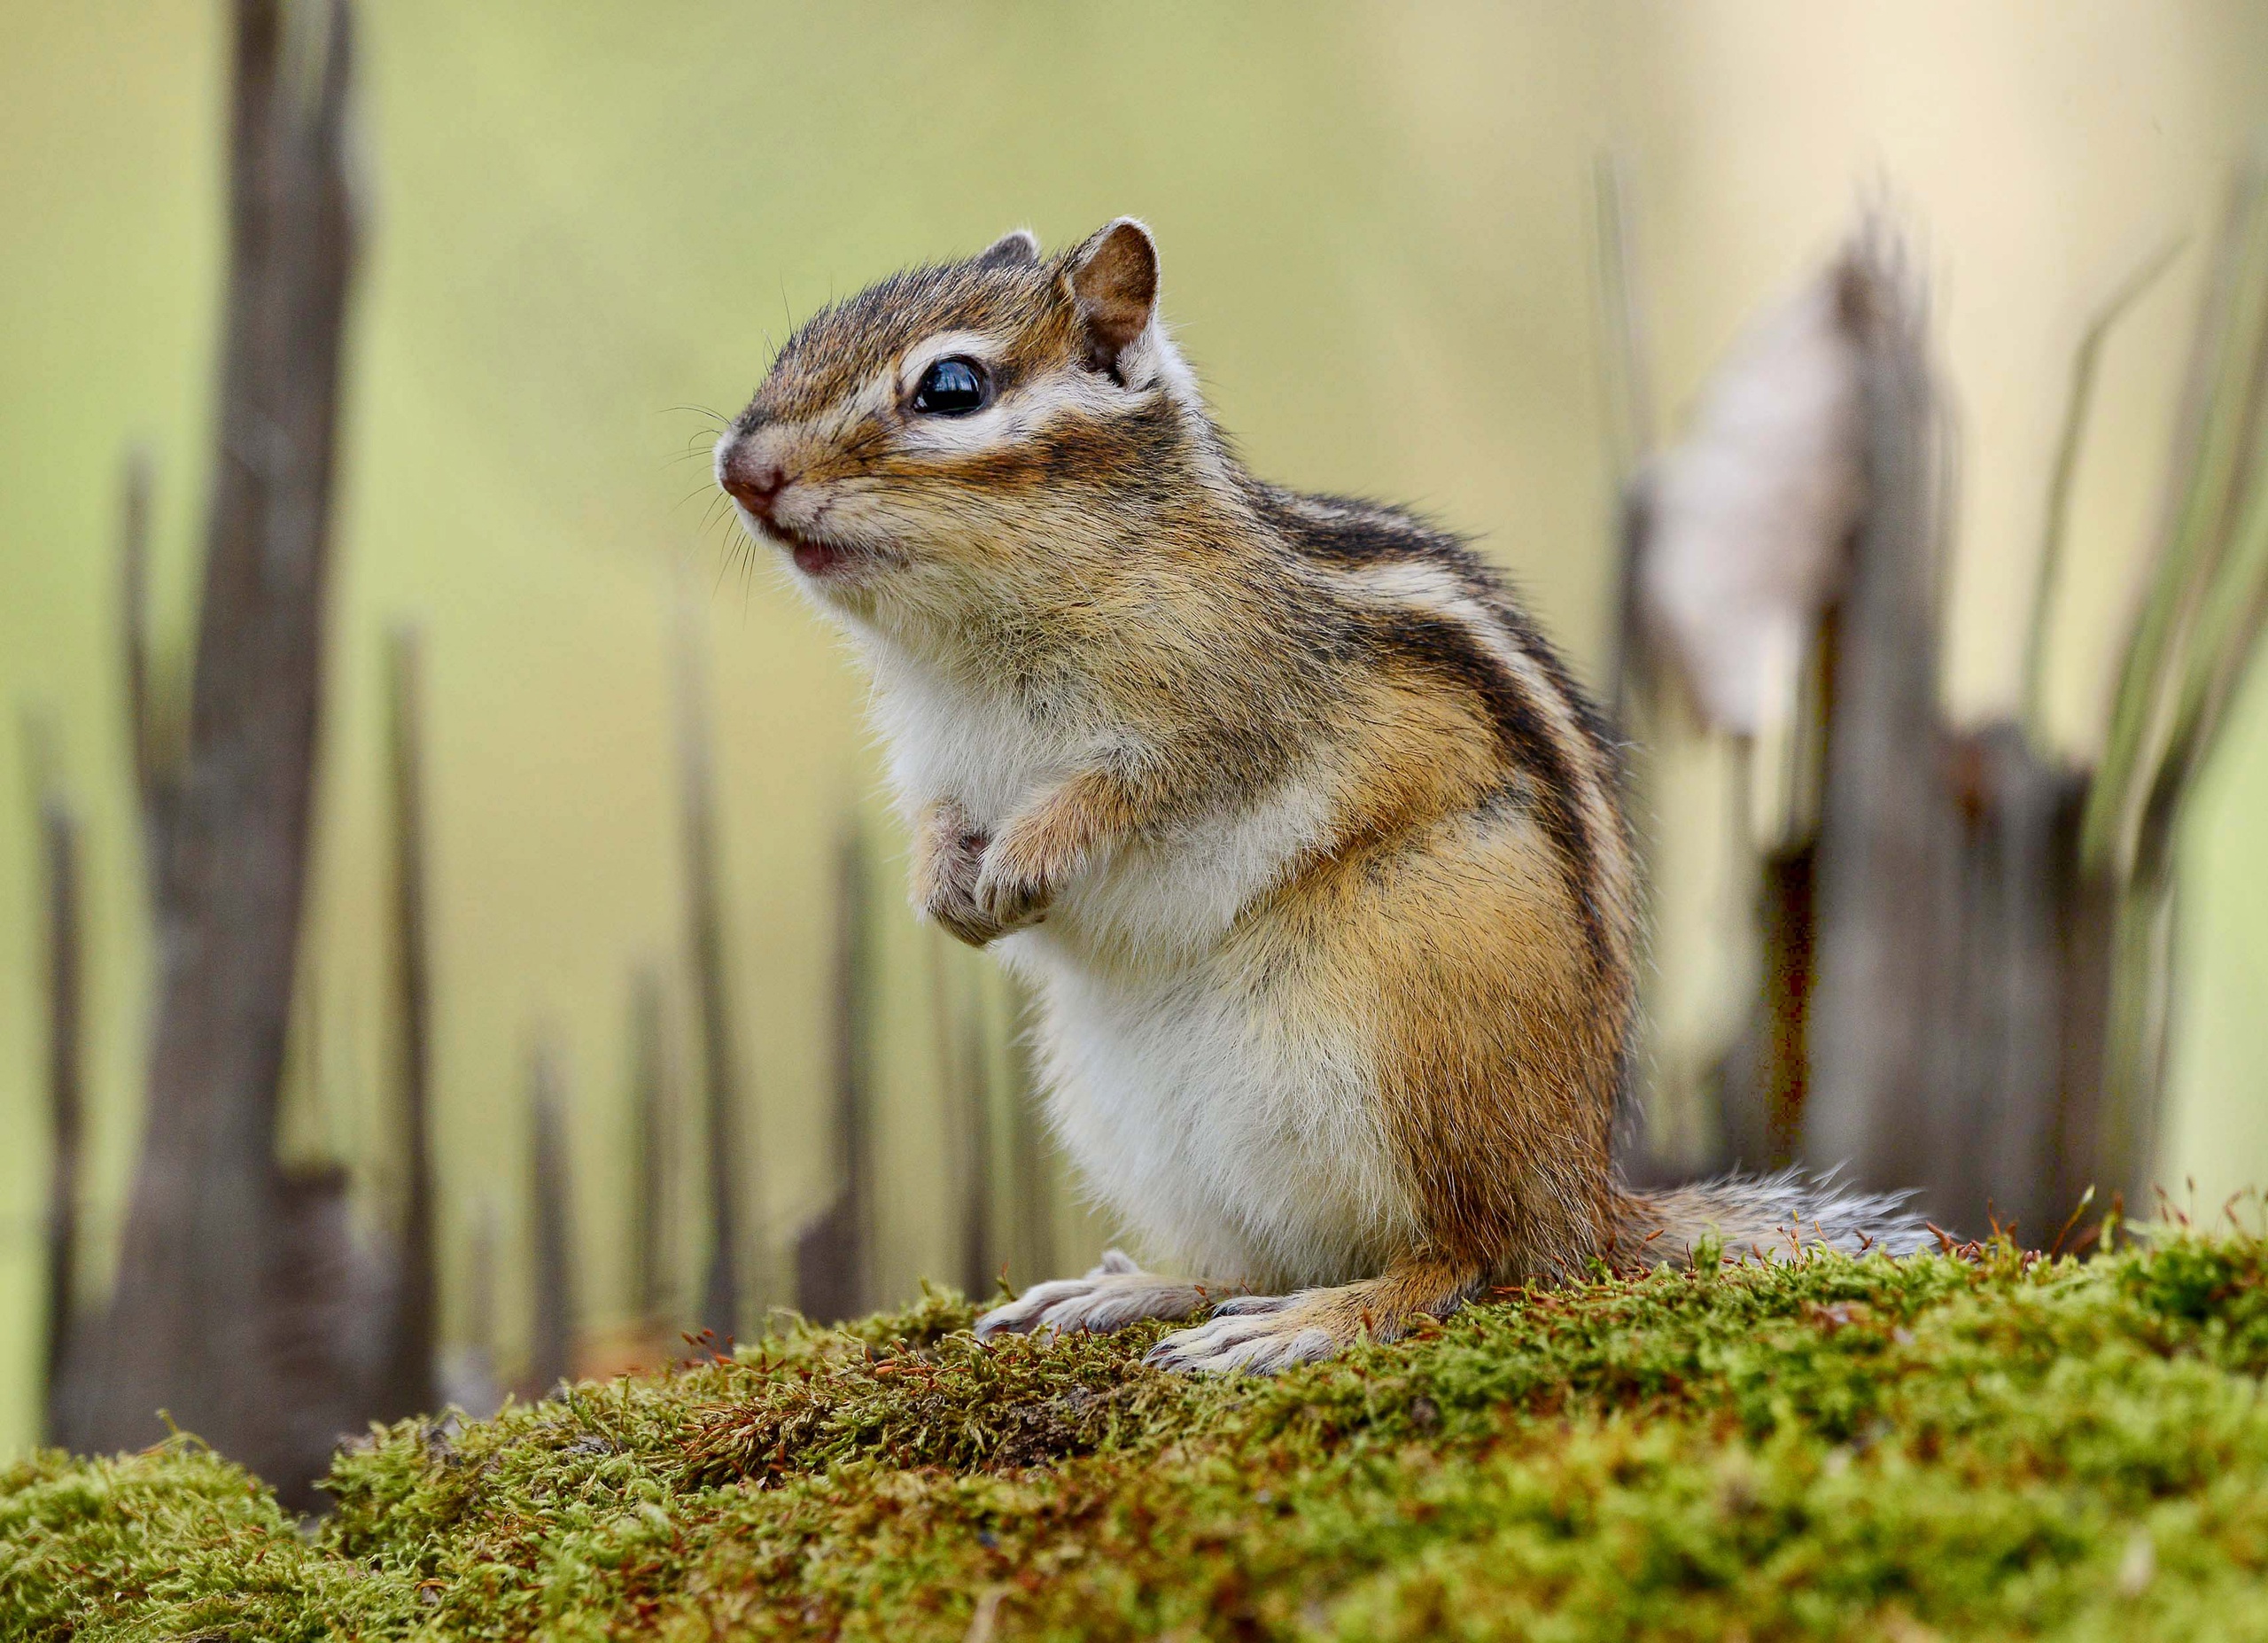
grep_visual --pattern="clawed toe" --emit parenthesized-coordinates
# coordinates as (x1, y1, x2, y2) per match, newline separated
(973, 1250, 1211, 1343)
(1145, 1300, 1340, 1374)
(1036, 1287, 1143, 1335)
(988, 1276, 1345, 1372)
(973, 1283, 1082, 1340)
(1209, 1293, 1293, 1317)
(975, 1281, 1111, 1341)
(1142, 1314, 1254, 1368)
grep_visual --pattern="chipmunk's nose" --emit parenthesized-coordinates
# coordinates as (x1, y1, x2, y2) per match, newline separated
(718, 442, 788, 518)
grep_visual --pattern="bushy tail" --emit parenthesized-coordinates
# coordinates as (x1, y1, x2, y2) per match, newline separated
(1618, 1167, 1938, 1267)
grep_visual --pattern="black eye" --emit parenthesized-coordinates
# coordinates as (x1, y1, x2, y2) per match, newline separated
(912, 355, 989, 415)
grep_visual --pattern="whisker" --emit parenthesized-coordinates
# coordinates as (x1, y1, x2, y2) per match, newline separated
(712, 534, 739, 579)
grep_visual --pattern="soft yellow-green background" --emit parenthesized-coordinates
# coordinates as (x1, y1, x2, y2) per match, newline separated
(4, 2, 2265, 1456)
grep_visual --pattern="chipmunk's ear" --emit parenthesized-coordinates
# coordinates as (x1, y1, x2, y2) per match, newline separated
(1067, 218, 1159, 371)
(975, 228, 1040, 268)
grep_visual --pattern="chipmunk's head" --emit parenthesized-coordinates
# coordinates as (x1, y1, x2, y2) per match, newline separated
(716, 219, 1216, 627)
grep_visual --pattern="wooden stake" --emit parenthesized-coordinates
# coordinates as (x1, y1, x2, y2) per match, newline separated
(58, 0, 369, 1512)
(26, 732, 83, 1441)
(528, 1040, 577, 1393)
(1005, 986, 1055, 1288)
(673, 586, 751, 1343)
(629, 965, 672, 1324)
(373, 623, 438, 1420)
(115, 444, 171, 851)
(1799, 225, 1962, 1203)
(795, 817, 874, 1323)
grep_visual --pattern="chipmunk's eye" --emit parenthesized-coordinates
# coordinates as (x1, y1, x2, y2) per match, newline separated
(912, 355, 989, 416)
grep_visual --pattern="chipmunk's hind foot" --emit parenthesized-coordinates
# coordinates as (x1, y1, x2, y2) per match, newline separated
(973, 1250, 1228, 1341)
(1145, 1258, 1480, 1375)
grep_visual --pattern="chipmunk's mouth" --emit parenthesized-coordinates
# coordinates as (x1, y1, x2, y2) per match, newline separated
(757, 518, 872, 580)
(784, 532, 843, 576)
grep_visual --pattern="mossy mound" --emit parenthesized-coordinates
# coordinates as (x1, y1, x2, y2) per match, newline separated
(9, 1231, 2268, 1639)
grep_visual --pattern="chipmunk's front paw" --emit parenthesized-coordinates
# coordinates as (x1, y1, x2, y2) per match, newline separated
(971, 823, 1065, 932)
(974, 1250, 1222, 1340)
(1143, 1292, 1340, 1375)
(915, 800, 1009, 947)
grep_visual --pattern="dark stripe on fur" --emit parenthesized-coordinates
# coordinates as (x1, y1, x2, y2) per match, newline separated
(1351, 604, 1611, 977)
(1251, 480, 1624, 774)
(1247, 479, 1622, 976)
(1253, 487, 1440, 567)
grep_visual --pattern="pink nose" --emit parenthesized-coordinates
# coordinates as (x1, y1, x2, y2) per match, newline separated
(719, 445, 787, 517)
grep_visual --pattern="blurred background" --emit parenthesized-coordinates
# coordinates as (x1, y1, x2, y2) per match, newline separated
(5, 0, 2268, 1494)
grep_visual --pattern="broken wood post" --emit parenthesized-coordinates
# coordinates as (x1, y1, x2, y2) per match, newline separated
(372, 623, 438, 1421)
(796, 817, 874, 1323)
(1935, 726, 2102, 1241)
(57, 0, 369, 1511)
(930, 934, 994, 1302)
(1005, 988, 1056, 1289)
(1798, 236, 1965, 1212)
(956, 965, 995, 1304)
(673, 587, 752, 1344)
(27, 733, 84, 1441)
(528, 1041, 578, 1393)
(115, 445, 171, 845)
(630, 964, 672, 1328)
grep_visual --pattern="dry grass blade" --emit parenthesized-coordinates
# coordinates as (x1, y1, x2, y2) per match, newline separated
(2087, 158, 2268, 876)
(1593, 151, 1657, 726)
(2022, 236, 2186, 746)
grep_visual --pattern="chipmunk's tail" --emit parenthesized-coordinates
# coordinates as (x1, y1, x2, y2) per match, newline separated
(1617, 1167, 1939, 1267)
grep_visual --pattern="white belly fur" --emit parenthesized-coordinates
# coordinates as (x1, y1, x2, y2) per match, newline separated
(866, 647, 1417, 1289)
(1000, 931, 1417, 1289)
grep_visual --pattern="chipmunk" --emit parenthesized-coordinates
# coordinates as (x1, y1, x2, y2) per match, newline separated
(715, 219, 1931, 1373)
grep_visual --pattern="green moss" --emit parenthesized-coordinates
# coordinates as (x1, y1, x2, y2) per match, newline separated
(11, 1232, 2268, 1639)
